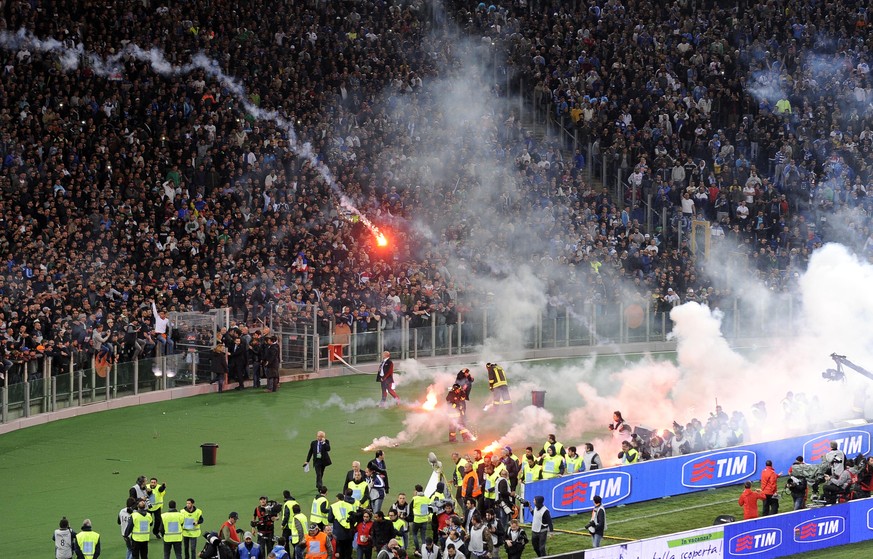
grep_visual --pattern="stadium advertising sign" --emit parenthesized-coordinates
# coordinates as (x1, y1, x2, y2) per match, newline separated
(550, 471, 631, 512)
(792, 516, 845, 544)
(586, 526, 723, 559)
(526, 424, 873, 521)
(802, 430, 870, 462)
(728, 528, 782, 556)
(681, 450, 756, 488)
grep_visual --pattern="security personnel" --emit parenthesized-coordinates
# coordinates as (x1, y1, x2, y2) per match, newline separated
(289, 503, 310, 555)
(446, 383, 473, 442)
(543, 434, 566, 457)
(146, 478, 167, 538)
(410, 485, 432, 551)
(161, 500, 184, 559)
(565, 447, 585, 475)
(461, 462, 482, 511)
(347, 470, 370, 509)
(280, 490, 301, 545)
(451, 453, 470, 504)
(75, 519, 100, 559)
(618, 440, 640, 464)
(328, 493, 355, 559)
(310, 487, 330, 529)
(180, 498, 203, 559)
(485, 363, 511, 409)
(125, 500, 153, 559)
(519, 457, 542, 501)
(482, 464, 498, 509)
(541, 447, 565, 479)
(304, 523, 332, 559)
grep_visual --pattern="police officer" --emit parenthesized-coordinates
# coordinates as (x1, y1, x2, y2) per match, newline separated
(75, 519, 101, 559)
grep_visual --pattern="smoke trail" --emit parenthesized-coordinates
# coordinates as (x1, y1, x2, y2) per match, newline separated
(315, 394, 382, 413)
(0, 28, 386, 242)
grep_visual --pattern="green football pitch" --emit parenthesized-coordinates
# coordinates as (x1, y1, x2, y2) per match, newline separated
(1, 355, 870, 559)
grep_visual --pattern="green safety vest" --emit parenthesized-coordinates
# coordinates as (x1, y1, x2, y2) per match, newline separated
(291, 512, 309, 544)
(162, 511, 185, 542)
(310, 496, 329, 526)
(330, 501, 352, 529)
(523, 463, 542, 483)
(483, 472, 498, 499)
(148, 485, 166, 511)
(131, 511, 153, 542)
(542, 456, 563, 479)
(281, 499, 299, 529)
(76, 531, 100, 559)
(181, 507, 203, 538)
(565, 455, 584, 474)
(411, 495, 431, 524)
(347, 480, 369, 506)
(454, 458, 469, 483)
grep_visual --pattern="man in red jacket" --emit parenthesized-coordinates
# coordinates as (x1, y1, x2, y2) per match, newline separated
(760, 460, 779, 516)
(738, 482, 765, 520)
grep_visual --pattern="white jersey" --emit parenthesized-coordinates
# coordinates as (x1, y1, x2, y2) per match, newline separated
(531, 507, 548, 533)
(119, 506, 132, 536)
(468, 525, 486, 554)
(54, 528, 74, 559)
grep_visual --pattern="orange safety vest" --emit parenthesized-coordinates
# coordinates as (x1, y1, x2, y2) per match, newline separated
(463, 470, 482, 498)
(220, 520, 241, 544)
(305, 531, 329, 559)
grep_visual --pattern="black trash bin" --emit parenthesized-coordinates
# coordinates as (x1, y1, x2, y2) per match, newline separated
(531, 391, 546, 408)
(201, 443, 219, 466)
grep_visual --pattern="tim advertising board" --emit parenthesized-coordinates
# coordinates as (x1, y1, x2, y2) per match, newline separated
(725, 507, 855, 557)
(681, 450, 756, 488)
(549, 470, 632, 513)
(802, 430, 871, 462)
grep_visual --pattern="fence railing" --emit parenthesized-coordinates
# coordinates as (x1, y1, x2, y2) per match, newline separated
(3, 296, 798, 424)
(1, 350, 213, 424)
(286, 296, 798, 372)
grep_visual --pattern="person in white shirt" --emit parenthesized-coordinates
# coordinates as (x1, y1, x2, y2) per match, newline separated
(152, 300, 174, 355)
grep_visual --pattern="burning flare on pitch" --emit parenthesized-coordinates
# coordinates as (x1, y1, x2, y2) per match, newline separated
(421, 386, 438, 411)
(481, 440, 502, 455)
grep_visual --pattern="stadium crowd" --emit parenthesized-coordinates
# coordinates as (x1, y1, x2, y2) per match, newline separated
(3, 0, 873, 385)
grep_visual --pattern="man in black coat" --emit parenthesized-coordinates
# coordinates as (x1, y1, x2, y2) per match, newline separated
(262, 335, 280, 392)
(304, 431, 332, 490)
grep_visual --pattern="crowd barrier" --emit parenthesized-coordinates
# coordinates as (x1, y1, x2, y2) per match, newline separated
(585, 496, 873, 558)
(524, 424, 873, 522)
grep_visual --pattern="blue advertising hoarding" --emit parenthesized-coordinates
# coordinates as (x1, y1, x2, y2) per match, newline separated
(524, 424, 873, 521)
(586, 493, 873, 558)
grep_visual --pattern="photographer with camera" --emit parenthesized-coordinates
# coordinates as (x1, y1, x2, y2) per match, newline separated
(526, 497, 552, 558)
(585, 496, 606, 548)
(253, 497, 277, 551)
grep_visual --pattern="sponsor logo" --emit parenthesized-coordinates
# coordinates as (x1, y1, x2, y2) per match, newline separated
(729, 529, 781, 556)
(866, 507, 873, 530)
(550, 471, 631, 512)
(793, 516, 845, 543)
(681, 450, 756, 488)
(803, 430, 871, 462)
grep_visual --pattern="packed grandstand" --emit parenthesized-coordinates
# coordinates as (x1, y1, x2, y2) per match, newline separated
(1, 0, 872, 387)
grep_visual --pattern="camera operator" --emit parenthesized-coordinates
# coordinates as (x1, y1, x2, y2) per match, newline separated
(253, 496, 278, 551)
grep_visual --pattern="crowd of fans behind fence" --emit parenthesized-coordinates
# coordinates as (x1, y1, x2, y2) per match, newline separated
(2, 0, 873, 383)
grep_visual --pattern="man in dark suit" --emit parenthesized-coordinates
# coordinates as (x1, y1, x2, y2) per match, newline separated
(304, 431, 332, 490)
(377, 351, 400, 407)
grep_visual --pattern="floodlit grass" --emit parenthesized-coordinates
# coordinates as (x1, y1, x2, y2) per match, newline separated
(0, 356, 868, 558)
